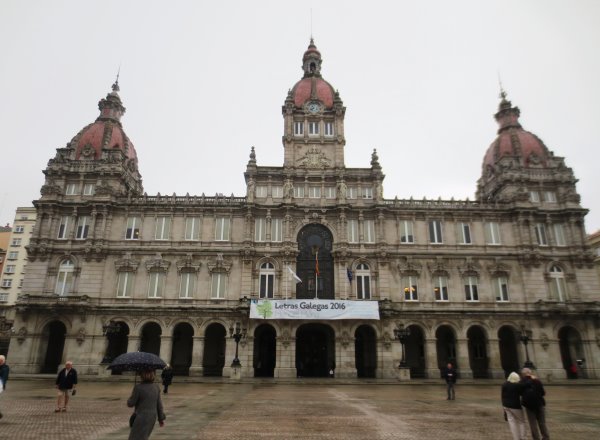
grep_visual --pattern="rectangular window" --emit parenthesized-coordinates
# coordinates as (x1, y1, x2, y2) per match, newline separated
(485, 222, 501, 245)
(154, 216, 171, 240)
(259, 274, 274, 299)
(57, 216, 70, 239)
(179, 272, 196, 299)
(294, 186, 305, 198)
(347, 220, 359, 243)
(553, 223, 566, 246)
(429, 220, 443, 244)
(8, 251, 18, 260)
(434, 276, 449, 301)
(364, 219, 376, 243)
(457, 222, 472, 244)
(271, 186, 283, 198)
(550, 276, 567, 302)
(308, 121, 319, 135)
(308, 187, 321, 198)
(402, 276, 418, 301)
(75, 216, 90, 240)
(255, 217, 267, 242)
(215, 217, 230, 241)
(400, 220, 414, 244)
(55, 271, 73, 296)
(530, 191, 540, 202)
(65, 183, 77, 195)
(494, 276, 509, 302)
(324, 187, 336, 199)
(126, 217, 141, 240)
(14, 225, 25, 233)
(544, 191, 557, 202)
(4, 265, 15, 274)
(464, 276, 479, 301)
(356, 275, 371, 300)
(116, 272, 133, 298)
(185, 217, 200, 241)
(1, 279, 12, 288)
(294, 121, 304, 136)
(83, 183, 95, 195)
(346, 187, 358, 199)
(362, 187, 373, 199)
(534, 223, 548, 246)
(148, 272, 165, 298)
(255, 186, 268, 198)
(271, 218, 283, 242)
(324, 122, 334, 137)
(11, 238, 22, 247)
(211, 273, 227, 299)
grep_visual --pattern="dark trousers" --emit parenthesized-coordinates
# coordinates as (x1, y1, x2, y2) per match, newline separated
(525, 406, 549, 440)
(446, 383, 455, 399)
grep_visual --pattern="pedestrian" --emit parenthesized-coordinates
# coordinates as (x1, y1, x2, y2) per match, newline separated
(521, 368, 550, 440)
(502, 371, 527, 440)
(161, 364, 173, 394)
(441, 362, 457, 400)
(55, 360, 78, 412)
(127, 369, 166, 440)
(0, 354, 9, 419)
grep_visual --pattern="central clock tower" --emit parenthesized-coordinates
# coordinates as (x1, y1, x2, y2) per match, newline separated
(282, 39, 346, 170)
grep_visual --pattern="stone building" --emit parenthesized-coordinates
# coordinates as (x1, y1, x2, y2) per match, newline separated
(6, 40, 600, 380)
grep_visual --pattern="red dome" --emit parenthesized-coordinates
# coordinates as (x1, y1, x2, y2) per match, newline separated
(291, 77, 335, 109)
(483, 129, 549, 168)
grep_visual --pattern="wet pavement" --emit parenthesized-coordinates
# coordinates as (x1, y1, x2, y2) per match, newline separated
(0, 378, 599, 439)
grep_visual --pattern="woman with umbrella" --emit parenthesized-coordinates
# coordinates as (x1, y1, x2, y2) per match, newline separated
(127, 369, 166, 440)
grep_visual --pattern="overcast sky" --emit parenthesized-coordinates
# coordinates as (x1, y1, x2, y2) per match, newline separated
(1, 1, 599, 234)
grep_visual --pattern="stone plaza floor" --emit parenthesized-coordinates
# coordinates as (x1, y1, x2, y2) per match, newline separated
(0, 377, 599, 439)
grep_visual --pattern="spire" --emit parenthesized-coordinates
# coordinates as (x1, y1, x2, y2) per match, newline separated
(302, 38, 322, 78)
(98, 78, 126, 123)
(494, 88, 521, 134)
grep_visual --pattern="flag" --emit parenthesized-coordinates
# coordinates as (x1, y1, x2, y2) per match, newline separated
(347, 267, 353, 283)
(315, 252, 320, 276)
(287, 266, 302, 284)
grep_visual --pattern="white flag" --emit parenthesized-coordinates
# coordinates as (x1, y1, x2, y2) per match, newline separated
(287, 266, 302, 284)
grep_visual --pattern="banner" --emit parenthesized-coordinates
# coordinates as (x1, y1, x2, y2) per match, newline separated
(250, 299, 380, 320)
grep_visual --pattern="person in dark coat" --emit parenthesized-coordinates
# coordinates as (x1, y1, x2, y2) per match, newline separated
(127, 369, 166, 440)
(161, 364, 173, 394)
(0, 355, 9, 419)
(521, 368, 550, 440)
(441, 362, 457, 400)
(502, 372, 526, 440)
(55, 361, 77, 412)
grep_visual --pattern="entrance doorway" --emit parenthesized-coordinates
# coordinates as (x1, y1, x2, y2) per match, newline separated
(139, 322, 162, 356)
(467, 326, 489, 378)
(41, 321, 66, 373)
(103, 321, 129, 371)
(254, 324, 276, 377)
(203, 323, 226, 377)
(559, 326, 585, 378)
(355, 325, 377, 378)
(296, 324, 335, 377)
(498, 326, 519, 377)
(296, 225, 334, 299)
(406, 325, 426, 378)
(171, 323, 194, 376)
(436, 325, 457, 373)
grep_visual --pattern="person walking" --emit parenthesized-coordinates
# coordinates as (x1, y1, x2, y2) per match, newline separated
(442, 362, 457, 400)
(127, 369, 166, 440)
(55, 360, 77, 412)
(502, 372, 527, 440)
(161, 364, 173, 394)
(0, 355, 9, 419)
(521, 368, 550, 440)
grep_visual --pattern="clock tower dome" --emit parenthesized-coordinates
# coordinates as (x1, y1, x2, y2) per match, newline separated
(282, 39, 346, 169)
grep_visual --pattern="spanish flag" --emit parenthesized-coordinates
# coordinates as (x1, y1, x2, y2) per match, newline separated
(315, 252, 320, 276)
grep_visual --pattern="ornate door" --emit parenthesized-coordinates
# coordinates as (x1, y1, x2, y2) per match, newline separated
(296, 224, 334, 299)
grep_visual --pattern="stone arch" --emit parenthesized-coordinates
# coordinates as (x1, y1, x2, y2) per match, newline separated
(103, 321, 130, 367)
(405, 324, 426, 378)
(203, 322, 227, 377)
(558, 326, 585, 379)
(467, 325, 489, 378)
(40, 320, 67, 373)
(253, 323, 277, 378)
(296, 223, 334, 299)
(139, 322, 162, 356)
(435, 324, 457, 372)
(355, 324, 377, 378)
(171, 322, 194, 376)
(498, 325, 520, 377)
(296, 323, 335, 378)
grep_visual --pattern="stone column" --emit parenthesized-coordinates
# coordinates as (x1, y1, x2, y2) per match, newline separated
(275, 332, 296, 378)
(160, 335, 173, 365)
(189, 336, 204, 376)
(456, 338, 471, 379)
(488, 337, 504, 379)
(127, 336, 141, 352)
(424, 337, 438, 378)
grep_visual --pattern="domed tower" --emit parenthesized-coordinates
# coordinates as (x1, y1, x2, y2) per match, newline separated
(40, 80, 143, 199)
(282, 39, 346, 169)
(476, 91, 580, 206)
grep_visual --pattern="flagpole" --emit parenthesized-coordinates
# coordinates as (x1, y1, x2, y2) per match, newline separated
(285, 265, 289, 300)
(315, 252, 318, 300)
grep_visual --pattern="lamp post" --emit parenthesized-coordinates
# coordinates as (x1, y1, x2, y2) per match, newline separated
(519, 327, 535, 369)
(394, 324, 411, 368)
(229, 322, 246, 368)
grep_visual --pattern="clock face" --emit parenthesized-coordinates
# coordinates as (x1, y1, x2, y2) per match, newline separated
(307, 101, 321, 114)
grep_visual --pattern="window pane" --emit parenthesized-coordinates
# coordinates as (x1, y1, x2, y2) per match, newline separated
(348, 220, 359, 243)
(400, 221, 414, 243)
(180, 272, 195, 298)
(255, 218, 266, 242)
(553, 224, 566, 246)
(117, 272, 133, 297)
(126, 217, 140, 240)
(429, 220, 443, 243)
(364, 220, 375, 243)
(185, 217, 200, 240)
(58, 216, 70, 239)
(271, 218, 283, 242)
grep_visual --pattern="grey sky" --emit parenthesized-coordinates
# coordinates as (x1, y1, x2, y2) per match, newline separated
(1, 1, 599, 233)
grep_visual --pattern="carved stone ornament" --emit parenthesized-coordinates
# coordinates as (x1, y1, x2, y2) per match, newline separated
(114, 254, 139, 272)
(145, 254, 171, 272)
(17, 327, 28, 344)
(76, 328, 86, 345)
(176, 254, 201, 274)
(280, 329, 291, 348)
(297, 146, 331, 169)
(207, 254, 232, 274)
(40, 183, 62, 196)
(382, 331, 392, 349)
(81, 143, 95, 158)
(339, 331, 352, 349)
(540, 333, 549, 351)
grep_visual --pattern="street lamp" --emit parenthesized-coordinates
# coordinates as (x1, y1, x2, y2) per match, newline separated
(229, 322, 246, 368)
(393, 324, 411, 368)
(519, 326, 536, 369)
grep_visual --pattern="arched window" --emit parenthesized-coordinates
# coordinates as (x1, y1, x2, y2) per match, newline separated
(355, 263, 371, 300)
(259, 262, 275, 299)
(55, 259, 75, 296)
(549, 265, 567, 302)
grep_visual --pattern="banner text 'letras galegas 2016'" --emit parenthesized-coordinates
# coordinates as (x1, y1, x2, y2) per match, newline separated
(250, 299, 380, 320)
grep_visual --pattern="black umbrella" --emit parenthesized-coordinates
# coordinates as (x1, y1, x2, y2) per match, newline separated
(107, 351, 166, 372)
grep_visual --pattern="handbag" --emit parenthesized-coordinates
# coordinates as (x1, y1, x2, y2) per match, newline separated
(129, 413, 137, 428)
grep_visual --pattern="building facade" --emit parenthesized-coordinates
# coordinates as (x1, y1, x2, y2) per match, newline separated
(6, 41, 600, 380)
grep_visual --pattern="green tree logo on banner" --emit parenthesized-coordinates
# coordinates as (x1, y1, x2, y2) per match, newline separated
(256, 300, 273, 319)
